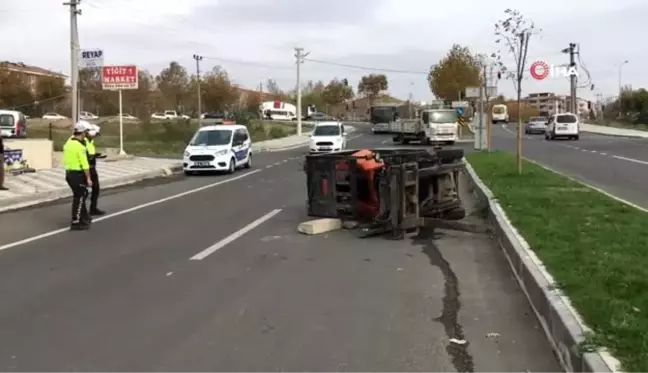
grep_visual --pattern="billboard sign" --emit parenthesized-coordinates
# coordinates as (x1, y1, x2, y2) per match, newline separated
(79, 49, 104, 68)
(101, 65, 138, 90)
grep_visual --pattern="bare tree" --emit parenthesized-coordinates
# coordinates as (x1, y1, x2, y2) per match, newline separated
(494, 9, 538, 173)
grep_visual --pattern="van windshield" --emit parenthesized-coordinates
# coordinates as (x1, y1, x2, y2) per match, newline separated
(493, 106, 506, 114)
(190, 129, 232, 146)
(0, 114, 15, 128)
(313, 125, 340, 136)
(556, 114, 577, 123)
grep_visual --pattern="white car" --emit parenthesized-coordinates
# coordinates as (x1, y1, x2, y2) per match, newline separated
(79, 111, 98, 120)
(309, 121, 347, 153)
(183, 124, 252, 175)
(42, 112, 67, 120)
(151, 112, 167, 120)
(118, 113, 138, 120)
(545, 113, 579, 140)
(0, 109, 28, 137)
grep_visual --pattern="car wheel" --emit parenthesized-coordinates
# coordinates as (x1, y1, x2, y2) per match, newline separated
(244, 153, 252, 168)
(228, 157, 236, 174)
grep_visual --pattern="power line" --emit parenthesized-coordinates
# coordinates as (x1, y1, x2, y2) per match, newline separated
(303, 58, 428, 75)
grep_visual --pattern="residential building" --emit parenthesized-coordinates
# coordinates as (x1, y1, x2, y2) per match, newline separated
(0, 61, 67, 95)
(525, 92, 589, 117)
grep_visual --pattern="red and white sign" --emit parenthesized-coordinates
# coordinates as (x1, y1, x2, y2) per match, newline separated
(529, 61, 550, 80)
(101, 65, 138, 90)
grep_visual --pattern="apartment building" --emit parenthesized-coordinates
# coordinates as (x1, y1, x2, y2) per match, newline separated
(525, 92, 589, 117)
(0, 61, 67, 94)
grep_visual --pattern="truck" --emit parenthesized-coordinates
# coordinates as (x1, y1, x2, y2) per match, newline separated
(390, 108, 458, 145)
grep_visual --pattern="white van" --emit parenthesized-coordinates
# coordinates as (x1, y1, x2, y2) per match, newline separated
(309, 121, 347, 153)
(0, 110, 27, 138)
(183, 124, 252, 175)
(545, 113, 579, 140)
(491, 104, 509, 124)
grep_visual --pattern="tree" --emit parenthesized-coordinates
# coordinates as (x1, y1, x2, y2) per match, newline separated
(428, 44, 481, 101)
(265, 78, 287, 101)
(123, 70, 154, 118)
(322, 78, 354, 115)
(494, 9, 537, 173)
(201, 67, 240, 113)
(155, 61, 190, 110)
(358, 74, 388, 106)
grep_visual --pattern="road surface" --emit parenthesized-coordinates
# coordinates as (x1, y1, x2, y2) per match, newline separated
(494, 123, 648, 209)
(0, 124, 559, 371)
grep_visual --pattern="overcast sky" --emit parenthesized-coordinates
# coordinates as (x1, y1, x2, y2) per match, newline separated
(2, 0, 645, 102)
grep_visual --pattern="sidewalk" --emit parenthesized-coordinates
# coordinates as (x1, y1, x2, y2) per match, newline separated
(0, 157, 181, 213)
(581, 122, 648, 138)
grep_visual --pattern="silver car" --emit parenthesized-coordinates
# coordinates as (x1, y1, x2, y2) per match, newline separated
(525, 116, 548, 134)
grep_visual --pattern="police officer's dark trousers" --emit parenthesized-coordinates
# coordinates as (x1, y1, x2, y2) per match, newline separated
(89, 167, 100, 211)
(66, 170, 89, 223)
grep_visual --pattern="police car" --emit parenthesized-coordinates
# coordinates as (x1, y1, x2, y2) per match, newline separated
(183, 124, 252, 175)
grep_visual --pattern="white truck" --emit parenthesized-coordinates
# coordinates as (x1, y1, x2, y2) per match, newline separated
(391, 108, 458, 145)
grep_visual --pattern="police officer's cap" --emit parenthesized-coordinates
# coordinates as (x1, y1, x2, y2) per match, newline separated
(73, 121, 91, 134)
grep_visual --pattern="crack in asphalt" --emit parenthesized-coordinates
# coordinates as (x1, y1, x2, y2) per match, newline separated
(414, 228, 475, 372)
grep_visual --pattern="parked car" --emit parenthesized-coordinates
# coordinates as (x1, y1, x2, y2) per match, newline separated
(42, 112, 67, 120)
(117, 113, 138, 121)
(0, 109, 27, 138)
(201, 113, 225, 119)
(151, 112, 167, 120)
(79, 111, 99, 120)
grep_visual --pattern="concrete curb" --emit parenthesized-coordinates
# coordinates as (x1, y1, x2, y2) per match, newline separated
(580, 130, 643, 139)
(0, 163, 183, 214)
(463, 160, 619, 373)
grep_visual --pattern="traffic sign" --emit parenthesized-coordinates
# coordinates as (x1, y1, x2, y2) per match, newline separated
(465, 87, 480, 98)
(452, 101, 469, 108)
(456, 107, 464, 116)
(79, 49, 104, 69)
(101, 65, 138, 90)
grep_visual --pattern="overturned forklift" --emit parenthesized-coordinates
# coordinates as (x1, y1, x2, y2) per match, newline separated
(304, 147, 465, 239)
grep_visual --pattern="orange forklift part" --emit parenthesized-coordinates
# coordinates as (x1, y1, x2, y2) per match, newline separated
(352, 150, 384, 218)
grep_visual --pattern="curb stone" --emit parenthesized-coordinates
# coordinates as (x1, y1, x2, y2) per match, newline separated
(463, 160, 619, 373)
(0, 163, 183, 214)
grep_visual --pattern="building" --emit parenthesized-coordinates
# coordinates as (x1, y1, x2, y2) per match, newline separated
(0, 61, 67, 95)
(525, 92, 589, 117)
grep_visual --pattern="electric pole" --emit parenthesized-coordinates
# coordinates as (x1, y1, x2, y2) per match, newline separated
(193, 54, 203, 125)
(567, 43, 577, 113)
(294, 47, 309, 136)
(64, 0, 81, 123)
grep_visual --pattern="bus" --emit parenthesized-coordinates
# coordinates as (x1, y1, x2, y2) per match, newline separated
(491, 104, 509, 124)
(369, 103, 400, 134)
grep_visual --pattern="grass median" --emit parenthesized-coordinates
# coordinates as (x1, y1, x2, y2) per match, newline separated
(466, 151, 648, 372)
(26, 118, 303, 156)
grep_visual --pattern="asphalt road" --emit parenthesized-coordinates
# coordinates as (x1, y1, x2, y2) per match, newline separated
(494, 123, 648, 209)
(0, 124, 559, 371)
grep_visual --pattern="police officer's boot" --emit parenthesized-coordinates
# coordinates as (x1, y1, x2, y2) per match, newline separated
(90, 208, 105, 216)
(70, 221, 90, 230)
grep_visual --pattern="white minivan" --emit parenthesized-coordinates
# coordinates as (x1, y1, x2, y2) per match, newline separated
(309, 121, 347, 153)
(183, 124, 252, 175)
(545, 113, 579, 140)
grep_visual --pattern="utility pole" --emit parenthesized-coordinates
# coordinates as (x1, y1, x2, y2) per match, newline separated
(568, 43, 577, 113)
(193, 54, 203, 125)
(64, 0, 81, 123)
(294, 47, 309, 136)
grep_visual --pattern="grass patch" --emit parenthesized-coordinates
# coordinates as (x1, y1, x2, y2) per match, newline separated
(26, 118, 302, 156)
(466, 151, 648, 372)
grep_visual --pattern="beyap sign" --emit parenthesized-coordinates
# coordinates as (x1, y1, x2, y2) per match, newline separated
(79, 49, 104, 69)
(529, 61, 578, 80)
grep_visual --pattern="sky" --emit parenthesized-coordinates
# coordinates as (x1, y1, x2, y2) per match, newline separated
(2, 0, 646, 102)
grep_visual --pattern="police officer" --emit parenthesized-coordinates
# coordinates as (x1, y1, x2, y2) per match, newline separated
(84, 124, 106, 216)
(63, 122, 93, 230)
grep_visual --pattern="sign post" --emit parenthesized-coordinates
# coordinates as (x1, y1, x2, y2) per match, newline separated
(101, 65, 138, 155)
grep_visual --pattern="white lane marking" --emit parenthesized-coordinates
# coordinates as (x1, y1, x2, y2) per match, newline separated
(265, 165, 272, 169)
(0, 170, 262, 252)
(600, 152, 607, 156)
(190, 208, 282, 260)
(612, 155, 648, 165)
(590, 150, 597, 153)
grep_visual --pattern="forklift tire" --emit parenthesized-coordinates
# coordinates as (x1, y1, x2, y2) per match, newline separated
(436, 148, 464, 163)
